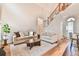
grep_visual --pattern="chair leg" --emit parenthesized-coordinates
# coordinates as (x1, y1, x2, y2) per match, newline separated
(70, 39, 74, 51)
(77, 39, 79, 50)
(70, 42, 73, 51)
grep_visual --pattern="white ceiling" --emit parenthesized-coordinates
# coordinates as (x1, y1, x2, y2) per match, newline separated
(17, 3, 58, 13)
(35, 3, 58, 13)
(10, 3, 58, 18)
(13, 3, 58, 17)
(2, 3, 79, 19)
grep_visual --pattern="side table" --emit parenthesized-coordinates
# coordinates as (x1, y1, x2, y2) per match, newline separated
(3, 39, 8, 46)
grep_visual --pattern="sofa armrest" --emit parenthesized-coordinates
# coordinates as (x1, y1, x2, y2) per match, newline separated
(13, 36, 16, 43)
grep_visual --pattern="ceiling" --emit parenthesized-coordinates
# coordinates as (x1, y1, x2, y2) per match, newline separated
(3, 3, 58, 18)
(1, 3, 79, 18)
(16, 3, 58, 13)
(35, 3, 58, 13)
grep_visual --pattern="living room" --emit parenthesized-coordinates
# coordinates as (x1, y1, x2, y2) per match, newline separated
(0, 3, 79, 56)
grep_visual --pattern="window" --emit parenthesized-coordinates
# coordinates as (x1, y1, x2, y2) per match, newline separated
(66, 17, 75, 38)
(67, 17, 75, 21)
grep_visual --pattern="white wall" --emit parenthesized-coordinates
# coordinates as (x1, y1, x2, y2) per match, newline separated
(44, 3, 79, 38)
(45, 13, 64, 38)
(0, 5, 1, 40)
(75, 16, 79, 33)
(0, 3, 48, 43)
(1, 3, 79, 41)
(1, 4, 47, 33)
(63, 4, 79, 34)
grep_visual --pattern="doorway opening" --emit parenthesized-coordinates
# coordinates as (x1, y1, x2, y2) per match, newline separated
(64, 17, 76, 38)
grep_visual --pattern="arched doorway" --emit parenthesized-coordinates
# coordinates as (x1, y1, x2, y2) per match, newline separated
(63, 17, 76, 38)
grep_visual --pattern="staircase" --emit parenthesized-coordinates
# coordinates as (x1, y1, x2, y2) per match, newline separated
(44, 3, 71, 27)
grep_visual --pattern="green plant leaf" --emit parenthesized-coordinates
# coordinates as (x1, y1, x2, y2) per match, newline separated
(2, 24, 10, 34)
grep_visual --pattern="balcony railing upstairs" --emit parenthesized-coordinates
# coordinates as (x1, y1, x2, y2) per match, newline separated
(44, 3, 71, 27)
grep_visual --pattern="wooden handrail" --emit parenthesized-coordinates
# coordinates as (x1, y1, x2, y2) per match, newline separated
(48, 4, 60, 19)
(48, 3, 71, 21)
(44, 3, 71, 27)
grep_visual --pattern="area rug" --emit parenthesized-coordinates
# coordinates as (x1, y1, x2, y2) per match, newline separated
(10, 41, 57, 56)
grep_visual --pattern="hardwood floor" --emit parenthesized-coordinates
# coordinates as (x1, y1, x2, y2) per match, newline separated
(42, 40, 70, 56)
(1, 40, 79, 56)
(41, 40, 79, 56)
(3, 45, 11, 56)
(63, 40, 79, 56)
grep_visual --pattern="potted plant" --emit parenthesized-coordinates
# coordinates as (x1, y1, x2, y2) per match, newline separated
(2, 24, 10, 46)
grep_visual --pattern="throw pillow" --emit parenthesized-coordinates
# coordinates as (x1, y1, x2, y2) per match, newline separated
(14, 32, 20, 37)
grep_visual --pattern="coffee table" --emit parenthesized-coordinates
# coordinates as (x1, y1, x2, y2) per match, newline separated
(27, 40, 41, 49)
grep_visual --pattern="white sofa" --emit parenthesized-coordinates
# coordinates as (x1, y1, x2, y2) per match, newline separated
(13, 32, 39, 45)
(41, 32, 63, 44)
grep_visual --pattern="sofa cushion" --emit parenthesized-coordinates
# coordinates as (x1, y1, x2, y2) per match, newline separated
(23, 32, 28, 36)
(14, 32, 20, 37)
(19, 32, 25, 37)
